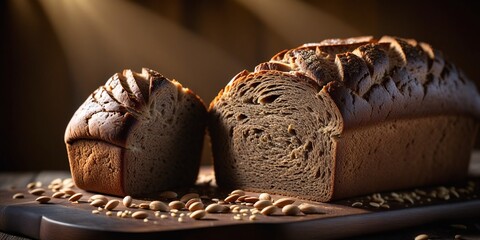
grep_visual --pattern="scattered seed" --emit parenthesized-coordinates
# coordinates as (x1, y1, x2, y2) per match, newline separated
(236, 195, 249, 202)
(122, 196, 132, 207)
(12, 193, 24, 199)
(259, 193, 271, 201)
(62, 188, 76, 196)
(404, 196, 414, 204)
(298, 203, 324, 214)
(169, 200, 185, 210)
(185, 198, 201, 209)
(254, 200, 273, 210)
(68, 193, 83, 202)
(221, 205, 231, 213)
(27, 182, 37, 189)
(351, 202, 363, 207)
(371, 193, 384, 204)
(233, 215, 242, 220)
(211, 198, 220, 202)
(282, 204, 301, 216)
(159, 191, 178, 199)
(178, 217, 185, 223)
(450, 188, 460, 198)
(224, 194, 240, 203)
(36, 196, 51, 204)
(132, 211, 149, 219)
(239, 209, 249, 214)
(150, 201, 169, 212)
(89, 195, 108, 203)
(380, 204, 390, 209)
(190, 210, 206, 220)
(249, 215, 257, 221)
(117, 211, 123, 217)
(414, 234, 429, 240)
(62, 178, 73, 184)
(92, 210, 100, 214)
(414, 189, 427, 196)
(29, 188, 46, 196)
(188, 202, 204, 212)
(273, 198, 296, 208)
(369, 202, 380, 208)
(105, 200, 120, 210)
(106, 211, 113, 216)
(143, 218, 149, 222)
(50, 185, 62, 191)
(390, 192, 400, 198)
(160, 214, 169, 219)
(90, 199, 106, 207)
(139, 203, 150, 209)
(455, 234, 464, 239)
(230, 189, 246, 196)
(260, 205, 277, 216)
(180, 193, 200, 203)
(52, 192, 65, 198)
(50, 178, 62, 185)
(251, 209, 260, 215)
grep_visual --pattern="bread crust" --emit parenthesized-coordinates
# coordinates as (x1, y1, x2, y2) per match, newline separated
(209, 36, 480, 202)
(65, 68, 207, 196)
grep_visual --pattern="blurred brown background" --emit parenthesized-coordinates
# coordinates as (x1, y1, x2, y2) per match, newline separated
(1, 0, 479, 172)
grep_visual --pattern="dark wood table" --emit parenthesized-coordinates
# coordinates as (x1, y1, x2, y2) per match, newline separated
(1, 152, 480, 240)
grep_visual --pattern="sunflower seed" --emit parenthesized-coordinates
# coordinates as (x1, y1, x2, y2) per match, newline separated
(36, 196, 51, 204)
(105, 200, 120, 210)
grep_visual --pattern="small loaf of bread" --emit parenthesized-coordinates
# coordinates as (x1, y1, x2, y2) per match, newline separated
(65, 68, 207, 197)
(209, 36, 480, 202)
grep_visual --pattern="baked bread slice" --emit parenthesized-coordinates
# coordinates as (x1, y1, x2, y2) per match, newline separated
(65, 68, 207, 197)
(209, 36, 480, 202)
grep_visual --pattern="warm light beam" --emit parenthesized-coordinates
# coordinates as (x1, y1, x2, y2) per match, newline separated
(38, 0, 244, 104)
(235, 0, 361, 46)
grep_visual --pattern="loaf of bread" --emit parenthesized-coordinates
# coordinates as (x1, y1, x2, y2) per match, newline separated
(65, 68, 207, 197)
(209, 36, 480, 202)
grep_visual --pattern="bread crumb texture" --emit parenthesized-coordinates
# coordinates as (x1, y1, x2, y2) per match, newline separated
(209, 36, 480, 202)
(65, 68, 207, 197)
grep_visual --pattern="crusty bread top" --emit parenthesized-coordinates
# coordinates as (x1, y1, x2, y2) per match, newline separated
(210, 36, 480, 128)
(65, 68, 205, 147)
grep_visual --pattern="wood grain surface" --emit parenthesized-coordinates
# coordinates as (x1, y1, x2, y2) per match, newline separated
(1, 155, 480, 240)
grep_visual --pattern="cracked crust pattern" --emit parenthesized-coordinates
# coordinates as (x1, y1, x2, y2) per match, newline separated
(209, 36, 480, 202)
(65, 68, 207, 197)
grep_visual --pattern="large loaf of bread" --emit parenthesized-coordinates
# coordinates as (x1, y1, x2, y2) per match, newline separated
(65, 68, 207, 197)
(208, 36, 480, 202)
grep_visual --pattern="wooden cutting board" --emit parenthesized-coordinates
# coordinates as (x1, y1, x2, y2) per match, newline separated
(1, 164, 480, 240)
